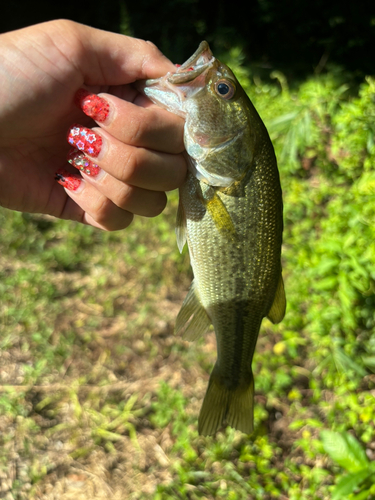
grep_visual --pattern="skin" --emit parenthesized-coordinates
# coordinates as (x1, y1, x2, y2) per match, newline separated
(0, 20, 187, 230)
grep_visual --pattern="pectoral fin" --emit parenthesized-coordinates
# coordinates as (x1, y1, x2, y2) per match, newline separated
(175, 280, 211, 341)
(175, 197, 187, 253)
(205, 192, 237, 242)
(267, 273, 286, 324)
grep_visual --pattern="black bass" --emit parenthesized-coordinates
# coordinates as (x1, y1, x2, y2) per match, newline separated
(143, 42, 286, 435)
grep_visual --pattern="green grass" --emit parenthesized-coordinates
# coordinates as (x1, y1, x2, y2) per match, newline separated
(1, 66, 375, 499)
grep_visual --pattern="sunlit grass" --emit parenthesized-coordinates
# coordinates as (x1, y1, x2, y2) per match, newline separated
(1, 74, 375, 499)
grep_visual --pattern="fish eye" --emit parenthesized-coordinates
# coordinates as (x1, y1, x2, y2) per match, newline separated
(214, 79, 236, 100)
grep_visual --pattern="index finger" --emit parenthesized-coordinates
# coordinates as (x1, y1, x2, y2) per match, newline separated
(77, 90, 185, 154)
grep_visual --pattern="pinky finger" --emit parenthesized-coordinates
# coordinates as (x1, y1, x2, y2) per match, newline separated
(82, 211, 134, 231)
(55, 169, 134, 231)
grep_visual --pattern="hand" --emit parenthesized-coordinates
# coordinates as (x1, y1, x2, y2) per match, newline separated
(0, 20, 186, 230)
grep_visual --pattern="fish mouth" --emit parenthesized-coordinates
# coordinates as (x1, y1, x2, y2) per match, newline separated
(142, 41, 216, 115)
(167, 41, 215, 84)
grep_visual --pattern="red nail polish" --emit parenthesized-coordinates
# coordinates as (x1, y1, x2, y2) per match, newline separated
(67, 124, 102, 157)
(67, 149, 101, 177)
(55, 169, 82, 191)
(75, 89, 110, 123)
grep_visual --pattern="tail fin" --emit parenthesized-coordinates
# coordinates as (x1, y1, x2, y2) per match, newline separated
(198, 364, 254, 436)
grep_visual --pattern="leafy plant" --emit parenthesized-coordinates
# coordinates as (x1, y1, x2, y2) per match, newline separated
(320, 430, 375, 499)
(1, 49, 375, 499)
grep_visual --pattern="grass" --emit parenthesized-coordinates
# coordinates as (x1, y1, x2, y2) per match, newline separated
(0, 205, 292, 499)
(0, 205, 357, 500)
(1, 71, 375, 499)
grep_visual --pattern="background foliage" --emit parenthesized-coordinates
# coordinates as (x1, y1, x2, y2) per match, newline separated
(0, 2, 375, 499)
(1, 0, 375, 79)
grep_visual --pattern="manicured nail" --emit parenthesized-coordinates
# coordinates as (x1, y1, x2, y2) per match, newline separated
(75, 89, 110, 123)
(67, 124, 102, 157)
(67, 149, 101, 177)
(55, 169, 82, 191)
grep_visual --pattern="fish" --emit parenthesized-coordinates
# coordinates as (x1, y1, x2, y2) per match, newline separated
(142, 41, 286, 436)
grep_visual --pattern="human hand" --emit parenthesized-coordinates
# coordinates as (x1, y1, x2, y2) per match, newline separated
(0, 20, 186, 230)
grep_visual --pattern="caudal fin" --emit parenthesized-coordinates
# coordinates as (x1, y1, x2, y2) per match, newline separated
(198, 365, 254, 436)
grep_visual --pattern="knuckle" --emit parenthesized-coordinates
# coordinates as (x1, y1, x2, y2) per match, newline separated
(122, 147, 144, 183)
(101, 213, 134, 231)
(91, 196, 112, 224)
(115, 185, 167, 218)
(144, 41, 168, 62)
(115, 184, 134, 210)
(109, 213, 134, 231)
(91, 194, 134, 230)
(145, 40, 161, 54)
(118, 147, 138, 182)
(127, 115, 146, 146)
(150, 193, 167, 217)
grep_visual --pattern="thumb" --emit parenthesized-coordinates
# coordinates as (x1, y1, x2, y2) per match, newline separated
(42, 20, 176, 86)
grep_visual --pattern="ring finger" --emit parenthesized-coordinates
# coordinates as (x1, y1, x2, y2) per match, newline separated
(66, 124, 187, 192)
(67, 149, 168, 217)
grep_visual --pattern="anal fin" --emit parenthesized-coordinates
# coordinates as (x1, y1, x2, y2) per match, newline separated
(267, 273, 286, 324)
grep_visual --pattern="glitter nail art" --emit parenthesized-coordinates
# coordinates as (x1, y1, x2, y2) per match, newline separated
(67, 149, 101, 177)
(75, 89, 110, 123)
(67, 124, 102, 157)
(55, 169, 82, 191)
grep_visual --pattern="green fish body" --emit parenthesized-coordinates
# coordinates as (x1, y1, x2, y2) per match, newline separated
(143, 42, 286, 435)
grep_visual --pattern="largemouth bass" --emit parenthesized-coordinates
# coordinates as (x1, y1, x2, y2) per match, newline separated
(143, 42, 286, 436)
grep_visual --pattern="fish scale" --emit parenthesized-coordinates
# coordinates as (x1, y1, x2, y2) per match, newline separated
(142, 41, 286, 435)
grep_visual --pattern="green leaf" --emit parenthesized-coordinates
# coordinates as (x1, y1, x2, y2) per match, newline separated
(289, 419, 305, 430)
(314, 257, 340, 275)
(313, 276, 338, 291)
(362, 356, 375, 370)
(332, 346, 366, 377)
(269, 111, 299, 127)
(332, 469, 371, 500)
(320, 430, 369, 472)
(351, 488, 372, 500)
(305, 418, 323, 428)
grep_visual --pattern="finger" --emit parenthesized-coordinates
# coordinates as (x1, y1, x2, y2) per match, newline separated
(67, 125, 187, 192)
(85, 171, 167, 217)
(55, 169, 134, 231)
(42, 20, 177, 86)
(80, 26, 176, 83)
(75, 89, 185, 154)
(66, 149, 168, 216)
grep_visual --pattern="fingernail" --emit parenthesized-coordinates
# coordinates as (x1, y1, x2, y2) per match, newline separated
(67, 124, 102, 157)
(68, 149, 101, 177)
(75, 89, 110, 123)
(55, 169, 83, 191)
